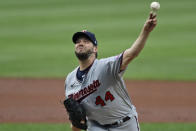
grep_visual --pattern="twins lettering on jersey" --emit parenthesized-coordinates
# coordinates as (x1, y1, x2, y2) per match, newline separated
(68, 80, 101, 102)
(68, 79, 115, 105)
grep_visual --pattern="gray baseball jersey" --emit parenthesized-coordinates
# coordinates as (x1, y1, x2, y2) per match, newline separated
(65, 53, 137, 125)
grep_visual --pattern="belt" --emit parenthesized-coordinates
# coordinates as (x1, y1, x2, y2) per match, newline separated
(102, 116, 131, 128)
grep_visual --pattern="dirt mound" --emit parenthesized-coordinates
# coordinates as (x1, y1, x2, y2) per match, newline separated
(0, 78, 195, 123)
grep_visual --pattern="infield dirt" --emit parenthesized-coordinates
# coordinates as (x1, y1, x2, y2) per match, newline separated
(0, 78, 196, 123)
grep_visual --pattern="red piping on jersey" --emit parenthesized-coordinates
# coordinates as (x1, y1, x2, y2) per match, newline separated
(119, 51, 125, 73)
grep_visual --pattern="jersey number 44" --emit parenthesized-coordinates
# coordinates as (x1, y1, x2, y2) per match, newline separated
(95, 91, 115, 107)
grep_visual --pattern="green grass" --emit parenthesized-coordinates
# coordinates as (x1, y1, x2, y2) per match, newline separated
(141, 123, 196, 131)
(0, 123, 70, 131)
(0, 0, 196, 80)
(0, 123, 196, 131)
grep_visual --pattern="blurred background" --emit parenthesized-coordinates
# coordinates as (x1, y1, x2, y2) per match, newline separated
(0, 0, 196, 130)
(0, 0, 196, 80)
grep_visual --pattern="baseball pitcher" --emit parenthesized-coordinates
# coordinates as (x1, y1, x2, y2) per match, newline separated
(64, 12, 157, 131)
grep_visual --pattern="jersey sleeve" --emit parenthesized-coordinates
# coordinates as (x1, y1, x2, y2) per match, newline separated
(101, 52, 126, 79)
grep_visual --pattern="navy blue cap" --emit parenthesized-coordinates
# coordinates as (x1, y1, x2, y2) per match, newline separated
(72, 30, 98, 46)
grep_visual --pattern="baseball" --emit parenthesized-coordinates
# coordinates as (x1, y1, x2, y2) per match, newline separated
(150, 2, 160, 11)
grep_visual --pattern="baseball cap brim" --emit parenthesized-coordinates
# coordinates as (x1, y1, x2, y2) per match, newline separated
(72, 32, 91, 43)
(72, 31, 97, 46)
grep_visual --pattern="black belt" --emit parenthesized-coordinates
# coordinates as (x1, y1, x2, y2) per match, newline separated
(102, 116, 131, 128)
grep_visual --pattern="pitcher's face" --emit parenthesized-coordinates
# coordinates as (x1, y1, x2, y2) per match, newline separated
(74, 37, 97, 61)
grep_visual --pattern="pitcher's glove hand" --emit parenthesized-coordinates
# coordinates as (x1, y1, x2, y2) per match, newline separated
(64, 97, 87, 130)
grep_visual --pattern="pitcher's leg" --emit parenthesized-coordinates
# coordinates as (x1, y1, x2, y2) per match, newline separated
(87, 120, 108, 131)
(109, 116, 140, 131)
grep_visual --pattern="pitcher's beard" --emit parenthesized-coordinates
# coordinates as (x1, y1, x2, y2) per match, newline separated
(75, 50, 93, 61)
